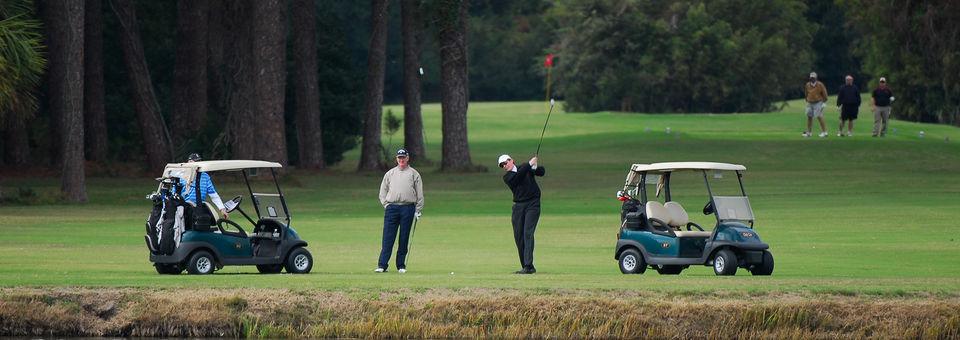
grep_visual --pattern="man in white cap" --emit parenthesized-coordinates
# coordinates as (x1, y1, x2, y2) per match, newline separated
(803, 72, 829, 138)
(499, 154, 545, 274)
(375, 148, 424, 273)
(871, 77, 894, 137)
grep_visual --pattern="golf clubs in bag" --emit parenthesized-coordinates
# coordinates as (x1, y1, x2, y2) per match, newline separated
(145, 177, 186, 255)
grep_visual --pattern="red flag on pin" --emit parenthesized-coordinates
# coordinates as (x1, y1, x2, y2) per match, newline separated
(544, 53, 554, 68)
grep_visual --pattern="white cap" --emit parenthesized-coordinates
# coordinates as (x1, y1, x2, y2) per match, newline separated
(497, 154, 511, 165)
(809, 72, 817, 78)
(879, 77, 887, 82)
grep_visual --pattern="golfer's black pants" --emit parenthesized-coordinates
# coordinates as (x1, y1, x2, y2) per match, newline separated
(512, 199, 540, 269)
(378, 204, 415, 270)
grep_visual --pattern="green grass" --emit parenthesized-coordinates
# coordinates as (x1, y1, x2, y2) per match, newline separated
(2, 99, 959, 293)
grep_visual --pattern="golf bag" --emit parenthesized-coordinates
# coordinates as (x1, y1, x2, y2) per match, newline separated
(145, 177, 187, 255)
(620, 198, 642, 230)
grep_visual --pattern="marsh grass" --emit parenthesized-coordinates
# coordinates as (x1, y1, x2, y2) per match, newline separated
(1, 288, 958, 338)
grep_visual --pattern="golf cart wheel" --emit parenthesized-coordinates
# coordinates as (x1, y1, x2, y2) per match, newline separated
(750, 250, 774, 276)
(618, 248, 646, 274)
(256, 264, 283, 274)
(186, 250, 216, 275)
(713, 249, 738, 276)
(285, 247, 313, 274)
(656, 265, 684, 275)
(154, 263, 183, 275)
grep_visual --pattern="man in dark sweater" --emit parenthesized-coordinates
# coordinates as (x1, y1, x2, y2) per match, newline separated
(871, 77, 895, 137)
(836, 75, 861, 137)
(499, 154, 545, 274)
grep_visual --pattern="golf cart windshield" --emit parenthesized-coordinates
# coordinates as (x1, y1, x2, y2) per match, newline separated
(252, 193, 288, 222)
(713, 196, 754, 223)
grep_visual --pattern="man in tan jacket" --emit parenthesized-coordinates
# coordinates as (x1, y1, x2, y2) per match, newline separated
(375, 149, 424, 273)
(803, 72, 830, 138)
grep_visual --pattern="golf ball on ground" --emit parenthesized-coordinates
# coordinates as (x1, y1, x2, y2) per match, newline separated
(450, 272, 454, 275)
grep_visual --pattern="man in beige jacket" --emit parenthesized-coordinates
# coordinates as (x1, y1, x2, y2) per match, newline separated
(375, 149, 424, 273)
(803, 72, 830, 138)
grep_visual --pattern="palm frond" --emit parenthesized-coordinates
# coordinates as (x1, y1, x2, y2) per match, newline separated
(0, 0, 36, 20)
(0, 9, 46, 123)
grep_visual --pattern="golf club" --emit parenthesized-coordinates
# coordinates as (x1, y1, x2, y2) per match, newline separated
(407, 215, 419, 259)
(535, 98, 556, 156)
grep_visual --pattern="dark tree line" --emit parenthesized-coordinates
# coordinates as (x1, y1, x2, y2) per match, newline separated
(843, 0, 960, 125)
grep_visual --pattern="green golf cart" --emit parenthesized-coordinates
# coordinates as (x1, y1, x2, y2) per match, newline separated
(144, 160, 312, 275)
(614, 162, 774, 276)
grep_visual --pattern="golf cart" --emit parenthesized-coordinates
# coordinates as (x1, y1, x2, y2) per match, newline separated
(144, 160, 313, 275)
(614, 162, 773, 276)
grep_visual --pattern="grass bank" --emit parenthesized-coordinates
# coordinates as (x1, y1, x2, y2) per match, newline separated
(1, 288, 959, 338)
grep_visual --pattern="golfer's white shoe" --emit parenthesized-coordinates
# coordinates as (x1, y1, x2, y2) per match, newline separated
(802, 132, 811, 137)
(398, 269, 406, 274)
(847, 131, 853, 137)
(837, 132, 843, 137)
(374, 268, 386, 273)
(818, 132, 828, 138)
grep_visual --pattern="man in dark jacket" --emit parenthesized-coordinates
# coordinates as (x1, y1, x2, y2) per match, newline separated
(836, 75, 861, 137)
(871, 77, 895, 137)
(499, 154, 545, 274)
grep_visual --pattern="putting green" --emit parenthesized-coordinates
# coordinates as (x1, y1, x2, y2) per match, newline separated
(1, 99, 959, 293)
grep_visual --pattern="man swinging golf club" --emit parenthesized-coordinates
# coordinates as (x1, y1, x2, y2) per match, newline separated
(375, 149, 424, 273)
(499, 154, 545, 274)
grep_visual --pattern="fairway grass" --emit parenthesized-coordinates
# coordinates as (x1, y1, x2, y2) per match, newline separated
(1, 100, 960, 294)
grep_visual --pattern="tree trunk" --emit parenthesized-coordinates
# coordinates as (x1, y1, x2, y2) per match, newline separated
(401, 0, 427, 163)
(207, 0, 226, 128)
(171, 0, 209, 150)
(358, 0, 390, 171)
(3, 117, 30, 166)
(111, 0, 172, 171)
(250, 0, 287, 165)
(291, 0, 325, 169)
(46, 0, 87, 202)
(437, 0, 473, 171)
(84, 0, 108, 162)
(223, 0, 255, 159)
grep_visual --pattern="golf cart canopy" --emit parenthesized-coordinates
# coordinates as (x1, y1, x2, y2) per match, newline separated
(165, 160, 282, 173)
(630, 162, 746, 173)
(161, 160, 282, 184)
(624, 162, 745, 190)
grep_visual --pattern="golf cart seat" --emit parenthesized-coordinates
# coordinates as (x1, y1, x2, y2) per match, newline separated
(204, 202, 221, 220)
(665, 202, 712, 238)
(645, 201, 673, 228)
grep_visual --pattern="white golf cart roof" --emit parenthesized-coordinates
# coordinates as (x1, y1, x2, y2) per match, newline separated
(630, 162, 746, 173)
(164, 160, 282, 173)
(624, 162, 746, 190)
(160, 160, 281, 186)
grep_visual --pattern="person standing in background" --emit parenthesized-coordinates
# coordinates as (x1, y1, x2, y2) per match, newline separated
(836, 75, 861, 137)
(803, 72, 830, 138)
(871, 77, 895, 137)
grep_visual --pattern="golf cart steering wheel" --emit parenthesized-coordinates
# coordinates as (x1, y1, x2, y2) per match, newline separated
(702, 201, 715, 215)
(686, 222, 705, 231)
(216, 218, 247, 238)
(226, 195, 243, 212)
